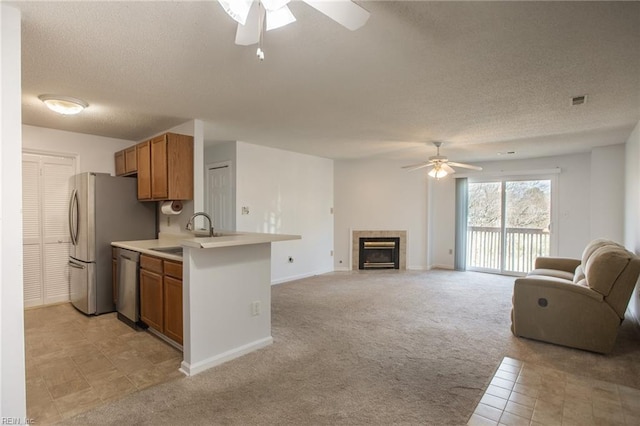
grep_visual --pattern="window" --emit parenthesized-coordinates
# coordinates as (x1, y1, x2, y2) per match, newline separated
(466, 178, 554, 275)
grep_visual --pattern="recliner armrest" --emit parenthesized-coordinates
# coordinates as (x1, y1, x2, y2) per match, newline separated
(534, 257, 581, 273)
(515, 276, 603, 301)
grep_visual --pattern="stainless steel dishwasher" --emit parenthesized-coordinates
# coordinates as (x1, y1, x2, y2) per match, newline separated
(117, 248, 144, 329)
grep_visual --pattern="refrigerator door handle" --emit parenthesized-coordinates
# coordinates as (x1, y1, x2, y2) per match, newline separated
(69, 189, 78, 245)
(68, 260, 85, 269)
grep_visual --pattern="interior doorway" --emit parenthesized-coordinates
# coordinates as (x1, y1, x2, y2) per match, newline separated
(466, 178, 555, 274)
(205, 161, 233, 231)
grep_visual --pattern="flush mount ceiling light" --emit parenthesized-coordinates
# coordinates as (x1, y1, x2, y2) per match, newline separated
(38, 94, 88, 115)
(218, 0, 370, 60)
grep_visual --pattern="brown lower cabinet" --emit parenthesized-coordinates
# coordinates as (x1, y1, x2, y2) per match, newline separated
(140, 254, 183, 345)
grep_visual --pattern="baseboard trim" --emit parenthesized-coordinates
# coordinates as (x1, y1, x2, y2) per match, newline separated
(271, 268, 334, 285)
(429, 264, 455, 270)
(407, 266, 429, 271)
(180, 336, 273, 377)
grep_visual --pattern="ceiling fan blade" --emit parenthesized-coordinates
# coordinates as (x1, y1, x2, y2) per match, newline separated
(448, 162, 483, 171)
(266, 5, 296, 31)
(401, 162, 428, 169)
(235, 1, 262, 45)
(302, 0, 370, 30)
(218, 0, 254, 25)
(262, 0, 291, 11)
(403, 163, 432, 172)
(441, 163, 456, 174)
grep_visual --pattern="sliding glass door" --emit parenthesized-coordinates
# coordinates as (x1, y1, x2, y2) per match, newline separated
(467, 178, 552, 274)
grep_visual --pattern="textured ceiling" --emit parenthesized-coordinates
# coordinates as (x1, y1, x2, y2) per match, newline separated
(13, 1, 640, 162)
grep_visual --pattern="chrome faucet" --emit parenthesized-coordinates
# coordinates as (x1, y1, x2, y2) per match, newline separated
(186, 212, 214, 237)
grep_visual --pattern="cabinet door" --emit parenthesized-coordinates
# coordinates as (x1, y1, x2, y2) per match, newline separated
(164, 275, 183, 345)
(115, 150, 125, 176)
(166, 133, 194, 200)
(124, 146, 137, 174)
(140, 269, 163, 332)
(150, 135, 168, 199)
(137, 141, 151, 200)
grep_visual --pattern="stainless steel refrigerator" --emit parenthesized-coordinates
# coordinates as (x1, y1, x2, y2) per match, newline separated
(68, 172, 156, 315)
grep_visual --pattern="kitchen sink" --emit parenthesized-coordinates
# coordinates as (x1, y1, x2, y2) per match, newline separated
(150, 246, 183, 256)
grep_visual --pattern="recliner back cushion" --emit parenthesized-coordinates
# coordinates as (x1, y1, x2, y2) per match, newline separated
(585, 246, 631, 296)
(581, 239, 620, 266)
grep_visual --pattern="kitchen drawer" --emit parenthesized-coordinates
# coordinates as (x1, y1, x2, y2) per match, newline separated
(140, 254, 163, 274)
(164, 260, 182, 279)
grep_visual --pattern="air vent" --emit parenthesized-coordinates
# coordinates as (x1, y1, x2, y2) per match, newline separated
(571, 95, 587, 106)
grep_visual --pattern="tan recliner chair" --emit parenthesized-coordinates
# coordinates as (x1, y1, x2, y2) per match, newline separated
(511, 239, 640, 353)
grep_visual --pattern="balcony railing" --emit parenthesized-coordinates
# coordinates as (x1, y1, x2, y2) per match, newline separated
(467, 226, 550, 273)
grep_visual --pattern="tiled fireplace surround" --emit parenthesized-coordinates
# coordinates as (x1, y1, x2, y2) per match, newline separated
(351, 230, 407, 270)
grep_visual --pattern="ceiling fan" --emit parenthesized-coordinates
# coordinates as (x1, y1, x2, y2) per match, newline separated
(402, 142, 483, 179)
(218, 0, 370, 58)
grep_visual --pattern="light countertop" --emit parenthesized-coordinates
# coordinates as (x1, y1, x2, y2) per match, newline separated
(112, 231, 301, 261)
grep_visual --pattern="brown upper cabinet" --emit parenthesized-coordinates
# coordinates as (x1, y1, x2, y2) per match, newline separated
(124, 146, 137, 174)
(114, 146, 138, 176)
(141, 133, 193, 201)
(115, 150, 125, 176)
(114, 132, 193, 201)
(136, 140, 152, 199)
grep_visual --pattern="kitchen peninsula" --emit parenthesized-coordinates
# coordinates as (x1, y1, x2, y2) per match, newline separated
(112, 231, 300, 376)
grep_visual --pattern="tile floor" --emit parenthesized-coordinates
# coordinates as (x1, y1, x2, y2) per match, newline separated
(24, 303, 184, 423)
(468, 357, 640, 426)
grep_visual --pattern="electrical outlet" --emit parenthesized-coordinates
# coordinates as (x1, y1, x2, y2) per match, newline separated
(241, 206, 250, 215)
(251, 301, 261, 316)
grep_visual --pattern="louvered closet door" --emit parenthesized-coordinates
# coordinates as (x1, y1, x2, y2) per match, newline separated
(23, 155, 43, 307)
(22, 153, 76, 307)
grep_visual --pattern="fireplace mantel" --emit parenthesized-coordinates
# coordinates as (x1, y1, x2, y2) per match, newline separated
(352, 230, 407, 270)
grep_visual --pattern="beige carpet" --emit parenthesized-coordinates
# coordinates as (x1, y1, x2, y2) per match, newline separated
(63, 270, 640, 425)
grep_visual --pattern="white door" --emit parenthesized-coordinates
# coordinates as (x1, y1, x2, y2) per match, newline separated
(22, 152, 76, 307)
(206, 162, 233, 231)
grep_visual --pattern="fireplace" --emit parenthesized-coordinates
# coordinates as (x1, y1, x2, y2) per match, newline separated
(358, 237, 400, 269)
(351, 230, 406, 270)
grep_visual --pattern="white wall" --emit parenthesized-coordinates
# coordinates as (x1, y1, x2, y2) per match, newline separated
(428, 176, 455, 269)
(235, 142, 334, 283)
(624, 121, 640, 324)
(590, 144, 625, 242)
(22, 125, 133, 174)
(1, 4, 26, 417)
(428, 152, 610, 269)
(333, 159, 429, 270)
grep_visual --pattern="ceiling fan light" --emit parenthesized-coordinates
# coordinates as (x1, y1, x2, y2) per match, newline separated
(428, 166, 448, 179)
(38, 95, 88, 115)
(266, 5, 296, 31)
(218, 0, 253, 25)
